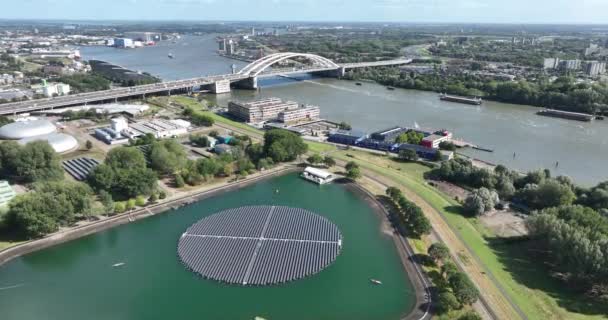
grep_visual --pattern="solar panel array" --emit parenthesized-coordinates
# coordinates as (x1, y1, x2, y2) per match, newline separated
(62, 157, 101, 181)
(177, 205, 342, 286)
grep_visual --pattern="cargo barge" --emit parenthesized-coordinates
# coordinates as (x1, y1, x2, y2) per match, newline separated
(537, 109, 594, 122)
(439, 94, 482, 105)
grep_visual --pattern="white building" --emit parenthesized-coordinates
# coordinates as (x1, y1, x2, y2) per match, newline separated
(124, 119, 189, 139)
(0, 180, 16, 207)
(585, 61, 606, 77)
(561, 59, 582, 70)
(301, 167, 335, 185)
(111, 117, 129, 132)
(42, 83, 70, 97)
(543, 58, 560, 70)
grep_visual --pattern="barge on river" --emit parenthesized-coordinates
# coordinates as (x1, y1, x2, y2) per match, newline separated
(537, 109, 594, 122)
(439, 93, 482, 105)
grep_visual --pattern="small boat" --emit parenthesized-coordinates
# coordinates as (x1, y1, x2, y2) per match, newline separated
(386, 86, 395, 90)
(370, 278, 382, 285)
(254, 317, 267, 320)
(355, 82, 362, 86)
(112, 262, 126, 268)
(168, 53, 174, 59)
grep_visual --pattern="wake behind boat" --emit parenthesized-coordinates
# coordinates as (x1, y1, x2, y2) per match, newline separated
(370, 278, 382, 285)
(112, 262, 126, 267)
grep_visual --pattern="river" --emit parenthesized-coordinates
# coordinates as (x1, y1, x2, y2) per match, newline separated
(0, 174, 415, 320)
(80, 35, 608, 186)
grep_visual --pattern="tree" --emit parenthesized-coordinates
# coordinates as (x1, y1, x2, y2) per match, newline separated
(441, 261, 459, 278)
(463, 187, 499, 216)
(263, 129, 308, 162)
(396, 130, 424, 145)
(85, 140, 93, 150)
(189, 112, 214, 126)
(437, 291, 461, 314)
(345, 161, 358, 171)
(14, 141, 64, 182)
(338, 121, 352, 130)
(99, 190, 114, 216)
(386, 186, 401, 201)
(189, 134, 210, 147)
(105, 147, 146, 170)
(346, 166, 362, 180)
(149, 140, 187, 175)
(149, 192, 158, 203)
(323, 156, 336, 168)
(428, 242, 451, 263)
(114, 202, 126, 213)
(306, 153, 323, 165)
(457, 311, 483, 320)
(516, 180, 575, 209)
(175, 174, 185, 188)
(398, 148, 418, 162)
(439, 141, 456, 151)
(449, 272, 480, 305)
(158, 191, 167, 200)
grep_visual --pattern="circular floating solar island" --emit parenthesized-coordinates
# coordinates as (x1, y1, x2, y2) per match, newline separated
(177, 205, 343, 286)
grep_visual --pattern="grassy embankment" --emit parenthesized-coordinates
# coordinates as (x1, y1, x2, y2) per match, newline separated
(330, 148, 608, 320)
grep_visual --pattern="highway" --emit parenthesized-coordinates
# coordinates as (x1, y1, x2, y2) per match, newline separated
(0, 57, 411, 116)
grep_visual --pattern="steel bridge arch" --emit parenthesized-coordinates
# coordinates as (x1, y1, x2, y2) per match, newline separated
(238, 52, 340, 77)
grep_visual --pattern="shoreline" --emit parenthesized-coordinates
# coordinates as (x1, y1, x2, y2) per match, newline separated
(343, 181, 432, 320)
(0, 165, 298, 267)
(0, 166, 432, 320)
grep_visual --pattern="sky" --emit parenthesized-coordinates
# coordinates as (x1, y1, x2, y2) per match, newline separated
(2, 0, 608, 24)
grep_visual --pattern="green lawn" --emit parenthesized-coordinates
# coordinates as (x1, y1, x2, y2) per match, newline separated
(331, 149, 607, 320)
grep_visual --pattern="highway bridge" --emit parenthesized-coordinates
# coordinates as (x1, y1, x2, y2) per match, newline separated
(0, 53, 412, 115)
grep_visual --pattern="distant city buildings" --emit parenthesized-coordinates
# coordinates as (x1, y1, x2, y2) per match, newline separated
(123, 32, 160, 44)
(113, 38, 134, 49)
(228, 97, 320, 124)
(584, 61, 607, 77)
(543, 58, 560, 70)
(42, 82, 70, 97)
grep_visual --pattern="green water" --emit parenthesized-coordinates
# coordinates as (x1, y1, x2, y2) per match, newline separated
(0, 174, 415, 320)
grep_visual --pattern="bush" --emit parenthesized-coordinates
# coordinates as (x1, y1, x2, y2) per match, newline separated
(114, 202, 126, 213)
(449, 272, 480, 305)
(158, 190, 167, 199)
(126, 199, 136, 210)
(436, 291, 461, 314)
(135, 195, 146, 207)
(175, 174, 185, 188)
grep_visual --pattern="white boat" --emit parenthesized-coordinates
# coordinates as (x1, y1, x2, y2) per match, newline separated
(300, 167, 335, 185)
(168, 53, 174, 59)
(370, 278, 382, 285)
(112, 262, 126, 267)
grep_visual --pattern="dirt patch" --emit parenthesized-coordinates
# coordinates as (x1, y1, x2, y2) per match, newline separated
(431, 180, 470, 202)
(480, 210, 528, 238)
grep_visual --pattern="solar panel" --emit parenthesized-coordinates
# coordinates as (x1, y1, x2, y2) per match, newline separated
(177, 206, 342, 286)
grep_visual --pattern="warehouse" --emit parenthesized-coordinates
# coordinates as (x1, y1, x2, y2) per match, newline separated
(123, 119, 190, 139)
(327, 129, 368, 145)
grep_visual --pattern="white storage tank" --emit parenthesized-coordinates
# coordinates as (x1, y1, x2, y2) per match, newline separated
(18, 133, 78, 153)
(0, 119, 57, 140)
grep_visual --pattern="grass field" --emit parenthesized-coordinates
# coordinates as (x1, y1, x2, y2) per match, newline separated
(331, 148, 608, 320)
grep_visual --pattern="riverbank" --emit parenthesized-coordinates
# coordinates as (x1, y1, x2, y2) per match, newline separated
(0, 164, 296, 266)
(343, 181, 431, 320)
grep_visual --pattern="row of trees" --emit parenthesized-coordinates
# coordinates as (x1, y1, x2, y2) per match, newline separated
(427, 242, 481, 315)
(385, 186, 431, 237)
(344, 67, 608, 115)
(432, 159, 581, 212)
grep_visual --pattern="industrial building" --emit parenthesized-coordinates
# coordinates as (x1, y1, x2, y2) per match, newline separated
(18, 132, 78, 153)
(327, 129, 368, 145)
(113, 38, 134, 48)
(213, 143, 233, 155)
(124, 119, 190, 139)
(39, 103, 150, 117)
(278, 105, 320, 124)
(42, 83, 70, 97)
(421, 134, 450, 149)
(123, 32, 160, 44)
(228, 98, 320, 124)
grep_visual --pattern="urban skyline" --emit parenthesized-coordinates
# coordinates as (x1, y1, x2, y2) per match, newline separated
(2, 0, 608, 24)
